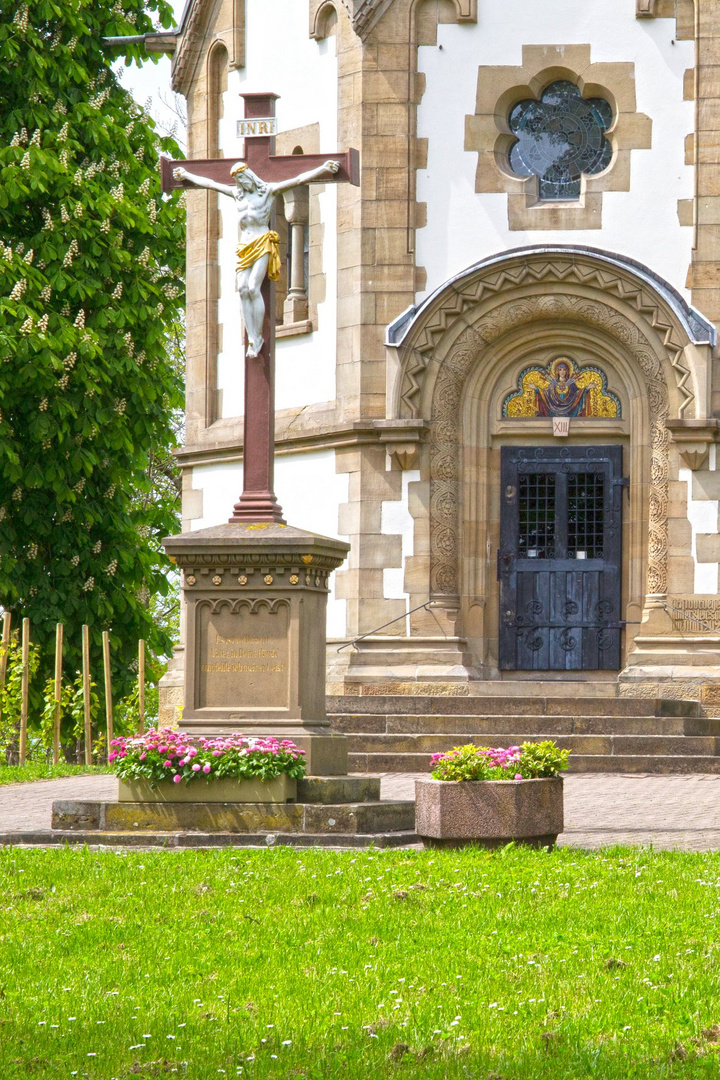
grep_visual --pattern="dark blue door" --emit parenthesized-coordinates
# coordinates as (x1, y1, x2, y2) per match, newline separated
(498, 446, 624, 671)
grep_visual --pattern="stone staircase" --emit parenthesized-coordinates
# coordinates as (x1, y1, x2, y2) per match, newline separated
(328, 694, 720, 774)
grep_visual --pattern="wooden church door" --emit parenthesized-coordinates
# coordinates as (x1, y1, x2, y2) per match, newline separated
(498, 446, 624, 671)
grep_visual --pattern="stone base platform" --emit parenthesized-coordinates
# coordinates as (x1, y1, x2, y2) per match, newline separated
(3, 829, 419, 849)
(51, 797, 415, 835)
(49, 773, 414, 840)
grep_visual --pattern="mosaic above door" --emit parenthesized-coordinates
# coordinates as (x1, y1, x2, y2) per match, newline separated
(502, 357, 621, 419)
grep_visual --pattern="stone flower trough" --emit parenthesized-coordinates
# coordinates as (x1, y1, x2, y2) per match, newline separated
(414, 742, 568, 849)
(415, 776, 564, 849)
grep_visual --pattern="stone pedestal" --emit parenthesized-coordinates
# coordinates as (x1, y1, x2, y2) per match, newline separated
(163, 523, 350, 775)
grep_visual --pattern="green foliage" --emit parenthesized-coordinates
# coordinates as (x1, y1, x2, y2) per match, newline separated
(431, 740, 570, 781)
(0, 633, 40, 762)
(516, 738, 571, 778)
(0, 0, 185, 697)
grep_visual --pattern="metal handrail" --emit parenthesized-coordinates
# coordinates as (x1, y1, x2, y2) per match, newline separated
(663, 602, 720, 635)
(337, 600, 439, 652)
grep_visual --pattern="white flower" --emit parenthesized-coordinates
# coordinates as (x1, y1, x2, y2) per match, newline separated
(63, 239, 78, 267)
(111, 282, 123, 300)
(40, 284, 51, 301)
(60, 205, 70, 224)
(20, 152, 30, 169)
(39, 398, 48, 412)
(73, 309, 85, 329)
(63, 352, 76, 370)
(9, 279, 27, 301)
(29, 129, 41, 147)
(23, 249, 34, 264)
(58, 122, 69, 143)
(37, 313, 49, 333)
(83, 576, 95, 592)
(71, 554, 80, 567)
(19, 316, 33, 335)
(42, 209, 53, 231)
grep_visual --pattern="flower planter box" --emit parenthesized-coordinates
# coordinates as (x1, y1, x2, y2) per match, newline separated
(118, 774, 296, 804)
(415, 776, 563, 848)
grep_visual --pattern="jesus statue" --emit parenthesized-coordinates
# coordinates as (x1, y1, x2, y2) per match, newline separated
(173, 158, 340, 358)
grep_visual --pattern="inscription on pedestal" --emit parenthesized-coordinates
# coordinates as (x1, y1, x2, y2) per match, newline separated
(197, 602, 289, 709)
(668, 598, 720, 633)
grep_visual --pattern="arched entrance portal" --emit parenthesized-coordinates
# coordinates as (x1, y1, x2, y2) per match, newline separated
(386, 246, 716, 681)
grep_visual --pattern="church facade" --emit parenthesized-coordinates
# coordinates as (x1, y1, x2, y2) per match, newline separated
(165, 0, 720, 707)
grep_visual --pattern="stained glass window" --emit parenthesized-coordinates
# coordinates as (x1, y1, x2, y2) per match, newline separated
(508, 81, 613, 201)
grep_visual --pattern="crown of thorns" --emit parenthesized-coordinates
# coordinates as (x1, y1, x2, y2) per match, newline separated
(230, 162, 249, 176)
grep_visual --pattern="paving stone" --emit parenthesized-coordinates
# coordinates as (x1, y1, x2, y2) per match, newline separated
(2, 772, 720, 851)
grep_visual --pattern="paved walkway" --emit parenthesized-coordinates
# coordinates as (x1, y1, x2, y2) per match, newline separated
(1, 773, 720, 849)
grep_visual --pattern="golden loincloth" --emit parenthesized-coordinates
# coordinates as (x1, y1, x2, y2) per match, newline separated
(236, 231, 281, 280)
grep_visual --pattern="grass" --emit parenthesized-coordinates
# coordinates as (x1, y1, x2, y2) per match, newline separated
(0, 763, 111, 785)
(1, 846, 720, 1078)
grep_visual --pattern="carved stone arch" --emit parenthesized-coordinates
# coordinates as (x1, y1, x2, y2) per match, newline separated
(426, 294, 671, 606)
(385, 248, 716, 668)
(388, 246, 716, 423)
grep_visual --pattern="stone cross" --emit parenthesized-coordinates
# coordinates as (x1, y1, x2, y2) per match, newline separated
(162, 92, 359, 524)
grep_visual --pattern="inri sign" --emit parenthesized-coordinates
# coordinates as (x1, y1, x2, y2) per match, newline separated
(237, 117, 277, 138)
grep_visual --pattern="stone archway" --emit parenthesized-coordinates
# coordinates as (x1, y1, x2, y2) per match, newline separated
(387, 246, 716, 673)
(428, 293, 670, 602)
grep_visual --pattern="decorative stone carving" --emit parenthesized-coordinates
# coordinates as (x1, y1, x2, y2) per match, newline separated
(424, 294, 670, 605)
(666, 419, 720, 471)
(397, 257, 698, 420)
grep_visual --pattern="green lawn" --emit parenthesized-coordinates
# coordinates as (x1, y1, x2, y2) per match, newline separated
(0, 764, 111, 785)
(1, 845, 719, 1078)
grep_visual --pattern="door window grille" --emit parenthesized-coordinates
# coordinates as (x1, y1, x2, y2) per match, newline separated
(568, 472, 604, 558)
(518, 473, 556, 558)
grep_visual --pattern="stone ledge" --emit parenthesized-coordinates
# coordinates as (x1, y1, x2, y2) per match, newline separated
(51, 798, 414, 835)
(0, 830, 420, 850)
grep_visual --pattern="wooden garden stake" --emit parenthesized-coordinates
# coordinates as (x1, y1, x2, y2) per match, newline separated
(82, 624, 92, 765)
(138, 638, 145, 736)
(19, 617, 30, 765)
(53, 622, 64, 766)
(102, 630, 113, 757)
(0, 610, 11, 725)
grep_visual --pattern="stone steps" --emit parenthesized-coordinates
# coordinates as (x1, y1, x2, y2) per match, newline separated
(328, 695, 699, 717)
(347, 752, 720, 774)
(345, 733, 720, 756)
(332, 714, 720, 736)
(330, 694, 720, 775)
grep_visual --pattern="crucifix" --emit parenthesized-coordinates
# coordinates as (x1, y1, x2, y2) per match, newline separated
(162, 92, 359, 524)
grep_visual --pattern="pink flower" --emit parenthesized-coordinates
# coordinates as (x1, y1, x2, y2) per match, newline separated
(139, 752, 147, 761)
(173, 774, 182, 784)
(192, 763, 201, 772)
(163, 760, 172, 768)
(203, 764, 211, 774)
(514, 773, 522, 780)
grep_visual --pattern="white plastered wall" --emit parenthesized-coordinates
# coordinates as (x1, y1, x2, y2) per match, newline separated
(681, 447, 720, 595)
(215, 0, 339, 419)
(190, 452, 349, 635)
(381, 467, 421, 624)
(416, 0, 695, 299)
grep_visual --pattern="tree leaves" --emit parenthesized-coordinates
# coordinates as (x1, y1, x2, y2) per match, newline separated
(0, 0, 184, 698)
